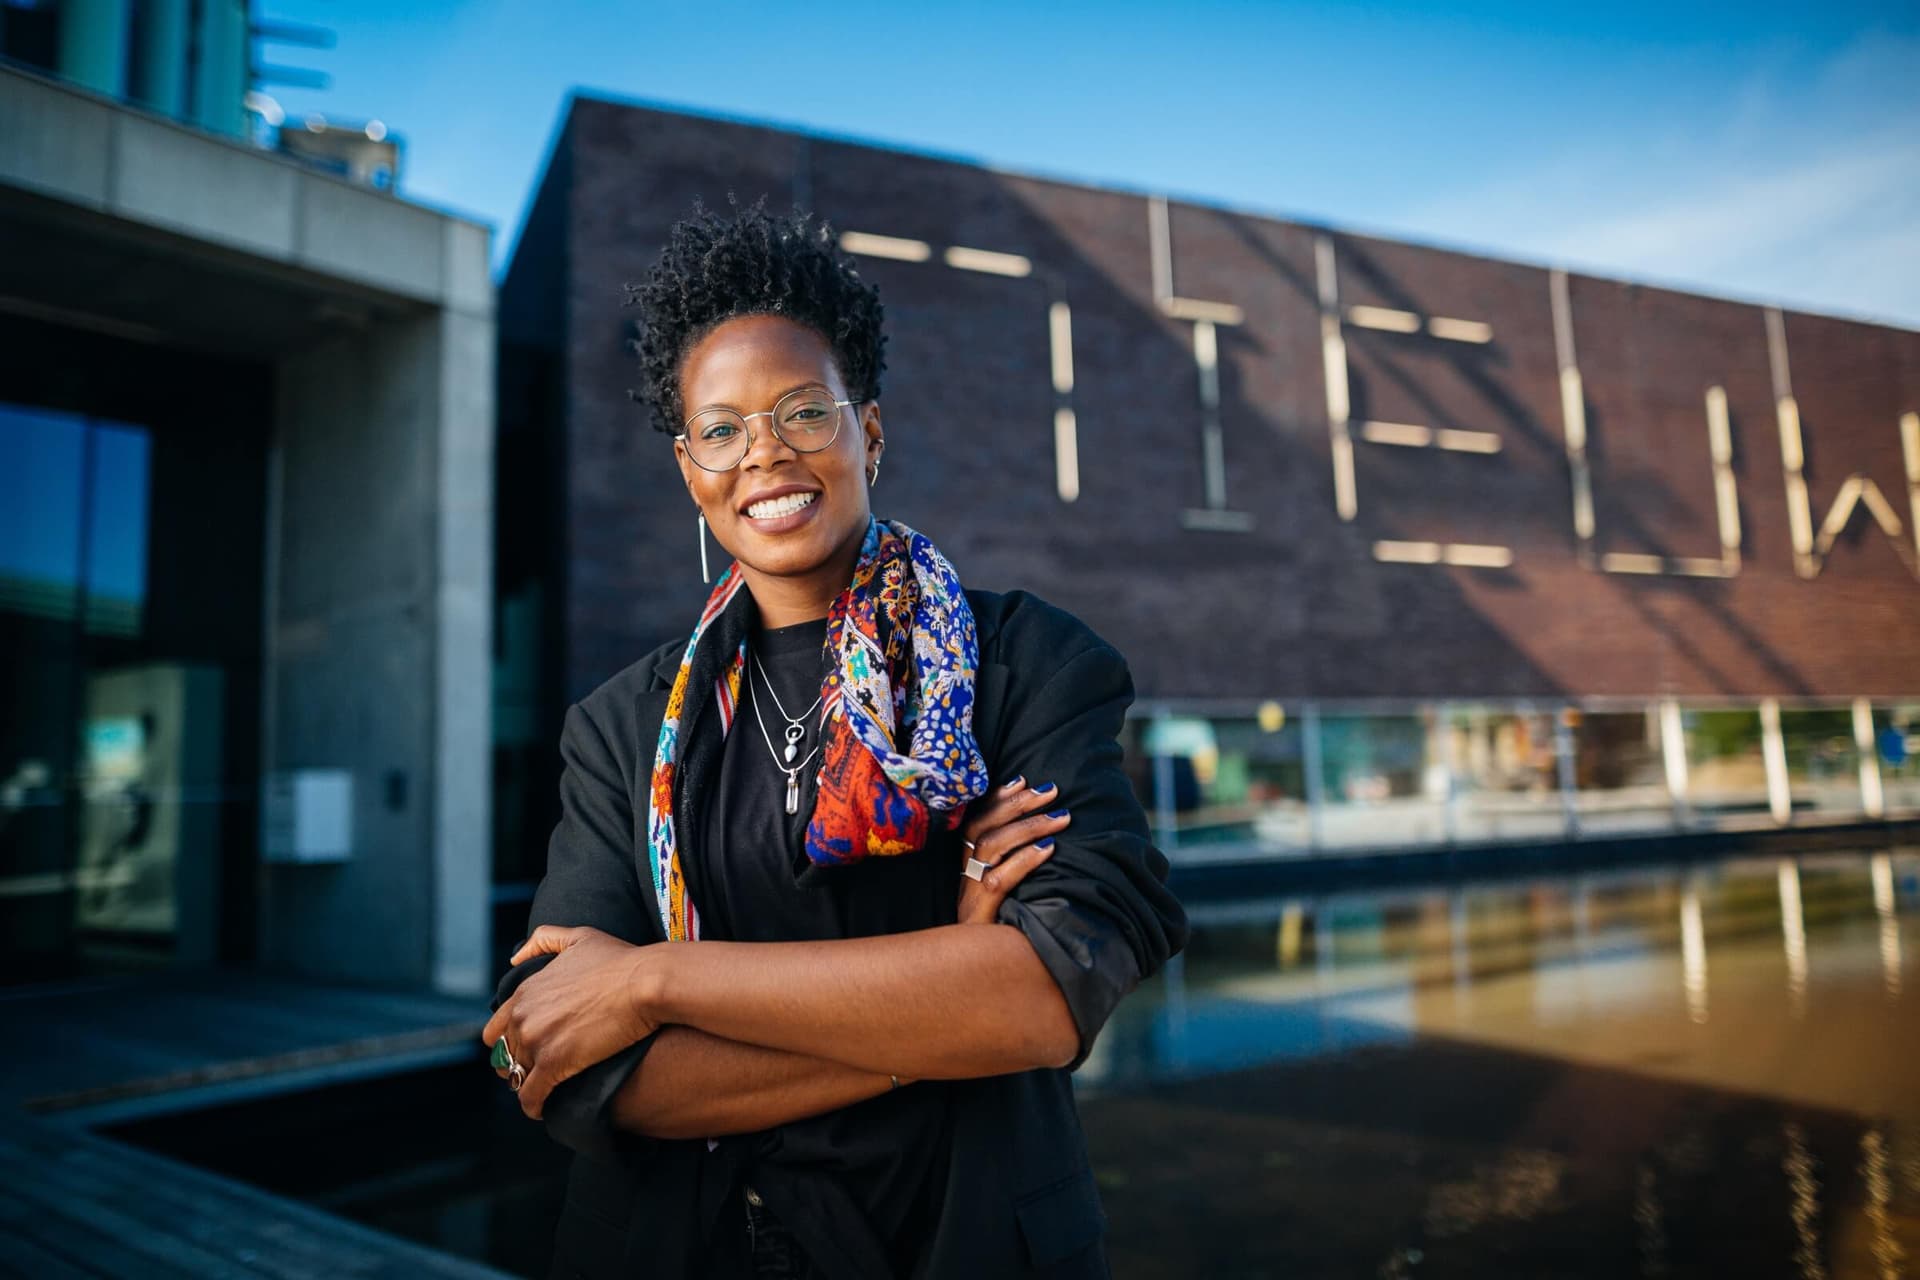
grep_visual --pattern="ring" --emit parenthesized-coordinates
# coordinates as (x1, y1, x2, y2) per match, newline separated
(963, 856, 992, 881)
(493, 1034, 526, 1092)
(962, 838, 977, 852)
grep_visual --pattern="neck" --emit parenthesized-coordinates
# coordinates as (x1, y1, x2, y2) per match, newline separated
(740, 520, 866, 628)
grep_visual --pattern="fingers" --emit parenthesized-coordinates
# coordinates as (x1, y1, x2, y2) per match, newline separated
(978, 839, 1055, 897)
(516, 1066, 553, 1120)
(960, 777, 1063, 847)
(509, 924, 580, 966)
(480, 993, 513, 1054)
(968, 802, 1069, 868)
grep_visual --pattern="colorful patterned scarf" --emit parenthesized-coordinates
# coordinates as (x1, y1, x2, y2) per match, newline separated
(645, 515, 989, 942)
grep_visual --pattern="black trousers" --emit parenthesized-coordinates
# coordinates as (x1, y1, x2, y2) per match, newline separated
(743, 1183, 825, 1279)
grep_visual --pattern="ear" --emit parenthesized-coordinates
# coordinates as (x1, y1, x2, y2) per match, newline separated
(673, 436, 699, 501)
(860, 401, 885, 463)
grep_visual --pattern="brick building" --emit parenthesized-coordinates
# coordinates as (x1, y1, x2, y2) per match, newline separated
(491, 93, 1920, 896)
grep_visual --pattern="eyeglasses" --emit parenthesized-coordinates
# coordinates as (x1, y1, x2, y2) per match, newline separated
(675, 388, 861, 473)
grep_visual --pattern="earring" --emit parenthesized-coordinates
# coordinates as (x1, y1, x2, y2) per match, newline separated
(697, 512, 711, 583)
(868, 454, 882, 487)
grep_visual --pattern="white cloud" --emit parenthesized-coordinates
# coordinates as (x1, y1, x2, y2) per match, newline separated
(1380, 30, 1920, 328)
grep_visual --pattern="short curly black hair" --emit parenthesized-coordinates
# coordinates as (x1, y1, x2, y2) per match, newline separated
(625, 196, 887, 436)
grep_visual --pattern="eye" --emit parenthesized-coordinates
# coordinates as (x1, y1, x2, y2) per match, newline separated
(699, 421, 740, 441)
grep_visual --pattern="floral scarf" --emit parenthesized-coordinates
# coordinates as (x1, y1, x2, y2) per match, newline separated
(645, 515, 989, 942)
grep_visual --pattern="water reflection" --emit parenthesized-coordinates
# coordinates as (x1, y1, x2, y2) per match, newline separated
(106, 847, 1920, 1279)
(1874, 853, 1903, 1000)
(1780, 858, 1810, 1018)
(1081, 847, 1920, 1278)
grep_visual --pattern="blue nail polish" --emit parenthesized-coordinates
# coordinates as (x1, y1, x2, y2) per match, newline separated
(1036, 837, 1055, 849)
(1002, 775, 1025, 789)
(1047, 809, 1069, 819)
(1034, 780, 1058, 794)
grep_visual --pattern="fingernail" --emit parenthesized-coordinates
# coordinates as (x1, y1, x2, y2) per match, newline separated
(1047, 809, 1069, 820)
(1034, 780, 1058, 794)
(1036, 837, 1055, 849)
(1001, 775, 1025, 790)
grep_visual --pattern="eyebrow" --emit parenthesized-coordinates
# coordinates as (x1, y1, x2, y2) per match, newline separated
(691, 380, 832, 415)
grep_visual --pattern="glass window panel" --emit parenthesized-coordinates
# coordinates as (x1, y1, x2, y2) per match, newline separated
(0, 403, 87, 621)
(1444, 706, 1567, 841)
(1778, 707, 1860, 817)
(1872, 704, 1920, 815)
(84, 421, 150, 637)
(1317, 711, 1445, 848)
(1143, 712, 1310, 856)
(1569, 707, 1674, 834)
(1683, 707, 1770, 828)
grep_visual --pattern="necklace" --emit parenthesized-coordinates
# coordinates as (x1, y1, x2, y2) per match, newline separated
(749, 647, 824, 815)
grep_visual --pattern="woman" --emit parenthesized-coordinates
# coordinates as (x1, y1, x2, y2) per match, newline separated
(483, 199, 1188, 1280)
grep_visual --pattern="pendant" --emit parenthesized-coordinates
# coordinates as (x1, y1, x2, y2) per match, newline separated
(783, 723, 803, 764)
(784, 769, 800, 815)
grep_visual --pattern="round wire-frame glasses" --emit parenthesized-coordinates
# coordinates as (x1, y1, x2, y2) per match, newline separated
(675, 388, 861, 473)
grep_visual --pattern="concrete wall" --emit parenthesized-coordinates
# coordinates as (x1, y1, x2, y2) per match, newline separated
(526, 95, 1920, 707)
(263, 305, 494, 993)
(0, 67, 501, 992)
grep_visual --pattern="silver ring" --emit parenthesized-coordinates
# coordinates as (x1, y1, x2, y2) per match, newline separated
(507, 1062, 527, 1091)
(961, 838, 977, 852)
(963, 856, 991, 881)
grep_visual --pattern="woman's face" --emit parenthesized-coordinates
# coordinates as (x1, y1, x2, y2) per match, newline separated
(675, 313, 884, 604)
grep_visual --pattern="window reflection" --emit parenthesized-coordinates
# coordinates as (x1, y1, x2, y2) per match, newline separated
(1444, 706, 1563, 841)
(1778, 707, 1858, 818)
(1316, 712, 1444, 848)
(0, 405, 86, 620)
(1871, 704, 1920, 815)
(1683, 708, 1770, 828)
(1142, 711, 1309, 855)
(0, 405, 149, 632)
(1568, 708, 1671, 834)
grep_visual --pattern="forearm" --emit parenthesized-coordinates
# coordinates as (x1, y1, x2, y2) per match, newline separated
(610, 1025, 898, 1140)
(644, 922, 1079, 1079)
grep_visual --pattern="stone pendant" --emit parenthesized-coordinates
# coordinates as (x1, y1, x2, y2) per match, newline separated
(783, 723, 804, 764)
(784, 769, 800, 815)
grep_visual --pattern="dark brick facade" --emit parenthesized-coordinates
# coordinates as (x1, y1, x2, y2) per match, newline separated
(501, 94, 1920, 711)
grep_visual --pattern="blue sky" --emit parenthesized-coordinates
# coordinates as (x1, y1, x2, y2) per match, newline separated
(255, 1, 1919, 328)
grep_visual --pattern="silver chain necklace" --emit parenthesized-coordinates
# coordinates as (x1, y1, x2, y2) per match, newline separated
(749, 647, 824, 815)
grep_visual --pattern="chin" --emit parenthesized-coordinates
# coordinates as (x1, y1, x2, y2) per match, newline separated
(725, 516, 856, 579)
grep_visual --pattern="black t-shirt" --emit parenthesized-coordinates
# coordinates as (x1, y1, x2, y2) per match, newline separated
(685, 615, 955, 1279)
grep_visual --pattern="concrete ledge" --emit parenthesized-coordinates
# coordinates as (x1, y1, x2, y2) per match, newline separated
(0, 69, 114, 207)
(0, 63, 490, 312)
(1167, 815, 1920, 903)
(112, 111, 298, 257)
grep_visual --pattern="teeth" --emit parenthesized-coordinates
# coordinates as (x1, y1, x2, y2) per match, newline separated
(747, 491, 818, 520)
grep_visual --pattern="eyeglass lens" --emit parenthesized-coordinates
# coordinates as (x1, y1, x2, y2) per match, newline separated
(684, 390, 842, 470)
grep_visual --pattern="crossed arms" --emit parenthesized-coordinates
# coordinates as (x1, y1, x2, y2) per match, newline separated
(489, 638, 1185, 1154)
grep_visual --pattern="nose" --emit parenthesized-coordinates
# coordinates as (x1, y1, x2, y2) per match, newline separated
(740, 411, 799, 470)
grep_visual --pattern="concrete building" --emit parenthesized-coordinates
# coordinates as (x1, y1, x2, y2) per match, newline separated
(494, 94, 1920, 882)
(0, 60, 496, 994)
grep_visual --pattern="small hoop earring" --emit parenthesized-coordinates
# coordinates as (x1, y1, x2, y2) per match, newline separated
(697, 512, 711, 583)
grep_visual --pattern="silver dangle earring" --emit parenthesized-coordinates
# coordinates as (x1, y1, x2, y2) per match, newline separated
(868, 454, 882, 487)
(697, 512, 711, 583)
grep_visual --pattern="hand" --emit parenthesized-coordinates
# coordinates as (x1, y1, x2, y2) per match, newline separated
(480, 925, 661, 1120)
(956, 776, 1069, 926)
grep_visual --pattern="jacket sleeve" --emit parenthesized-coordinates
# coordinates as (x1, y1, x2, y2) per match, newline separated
(991, 638, 1190, 1072)
(491, 698, 665, 1159)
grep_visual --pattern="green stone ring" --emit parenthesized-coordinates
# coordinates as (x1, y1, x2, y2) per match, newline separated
(490, 1036, 514, 1071)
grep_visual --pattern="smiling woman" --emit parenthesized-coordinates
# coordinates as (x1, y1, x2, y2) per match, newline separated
(484, 197, 1188, 1280)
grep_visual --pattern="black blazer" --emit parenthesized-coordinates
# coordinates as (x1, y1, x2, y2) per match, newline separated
(491, 588, 1189, 1279)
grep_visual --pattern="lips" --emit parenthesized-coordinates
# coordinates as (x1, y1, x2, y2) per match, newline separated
(738, 484, 824, 534)
(738, 483, 820, 517)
